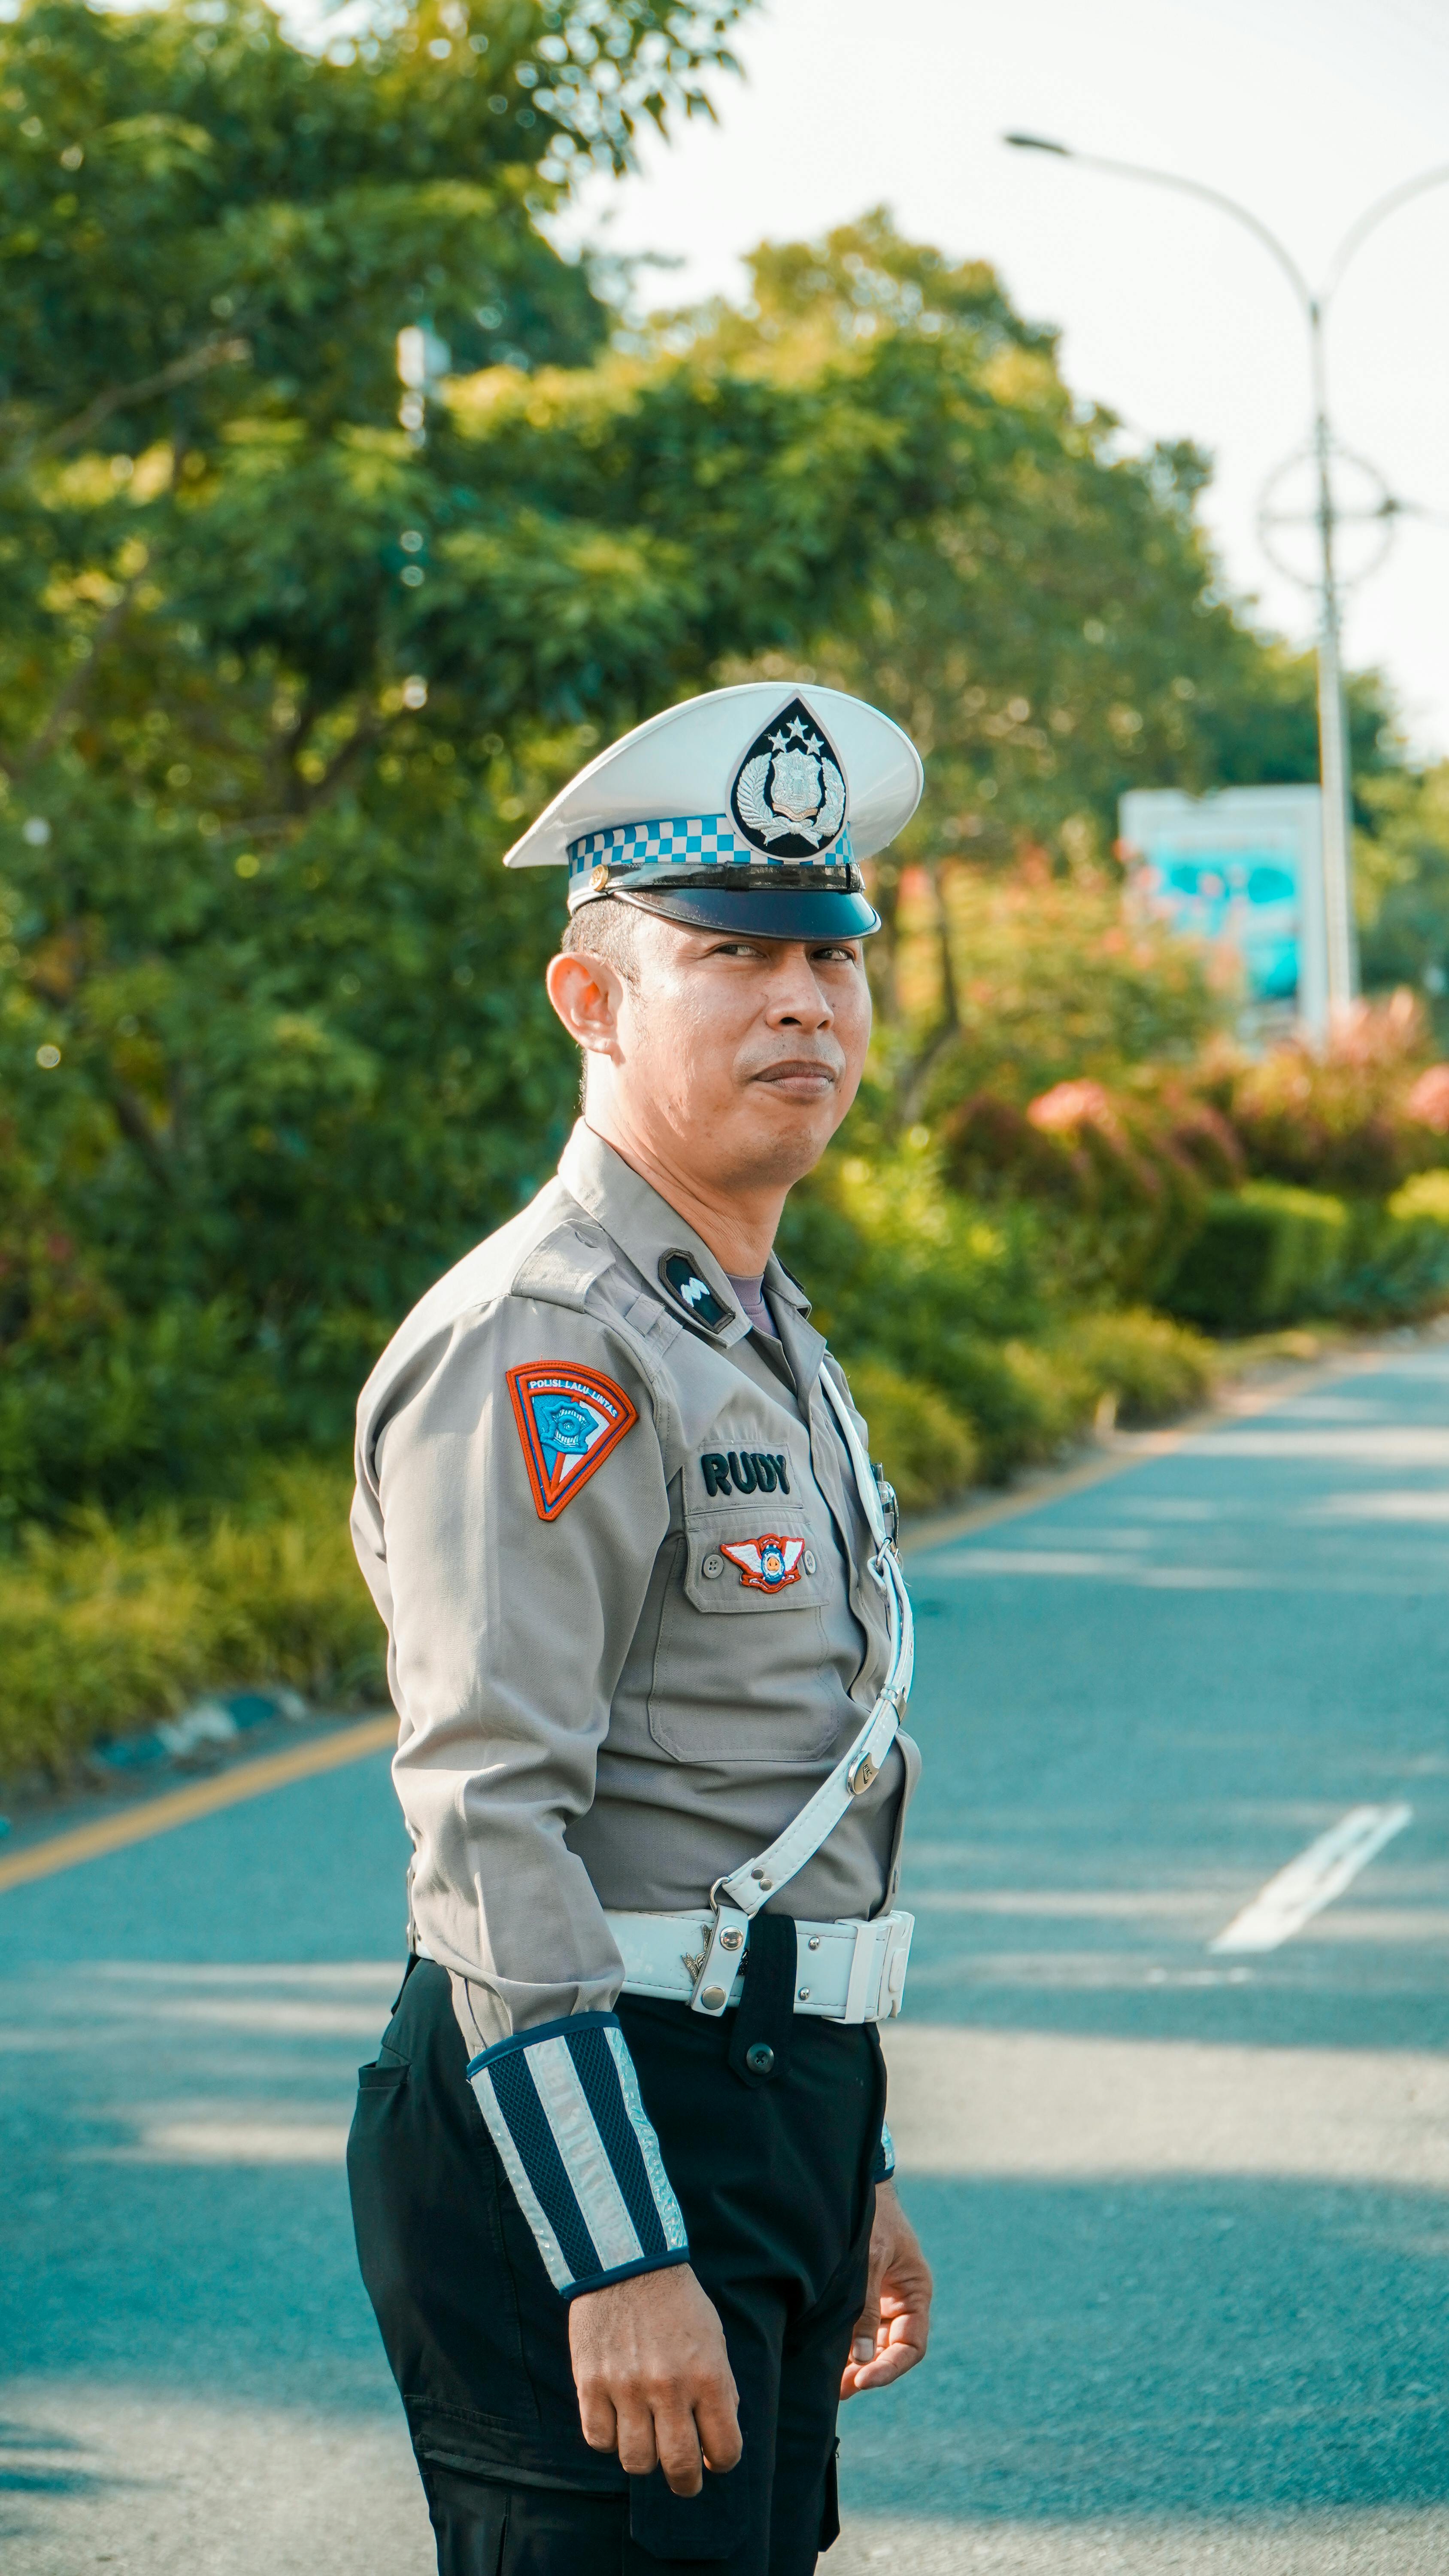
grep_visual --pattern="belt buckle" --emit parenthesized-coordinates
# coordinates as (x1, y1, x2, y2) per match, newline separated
(834, 1911, 913, 2024)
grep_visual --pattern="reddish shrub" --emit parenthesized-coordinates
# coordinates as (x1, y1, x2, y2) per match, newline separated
(1231, 992, 1448, 1195)
(1407, 1063, 1449, 1133)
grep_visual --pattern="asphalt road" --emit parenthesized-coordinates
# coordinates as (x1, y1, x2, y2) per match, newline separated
(3, 1345, 1448, 2573)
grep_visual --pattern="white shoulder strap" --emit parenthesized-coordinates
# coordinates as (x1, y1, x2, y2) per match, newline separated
(688, 1361, 915, 2014)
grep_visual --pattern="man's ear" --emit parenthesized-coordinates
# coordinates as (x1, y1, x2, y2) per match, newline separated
(546, 950, 626, 1060)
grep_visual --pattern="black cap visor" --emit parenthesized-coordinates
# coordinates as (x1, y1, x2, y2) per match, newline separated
(605, 871, 879, 942)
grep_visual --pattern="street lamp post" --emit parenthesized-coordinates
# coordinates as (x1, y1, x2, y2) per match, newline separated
(1005, 134, 1449, 1027)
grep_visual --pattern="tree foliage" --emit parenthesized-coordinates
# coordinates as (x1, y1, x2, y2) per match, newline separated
(673, 214, 1397, 1040)
(0, 5, 1399, 1519)
(1357, 761, 1449, 1027)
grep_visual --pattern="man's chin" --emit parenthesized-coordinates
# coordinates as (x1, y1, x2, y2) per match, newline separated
(719, 1096, 843, 1190)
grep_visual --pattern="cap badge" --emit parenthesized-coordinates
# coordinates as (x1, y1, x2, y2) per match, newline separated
(730, 696, 848, 858)
(659, 1252, 733, 1332)
(719, 1534, 806, 1591)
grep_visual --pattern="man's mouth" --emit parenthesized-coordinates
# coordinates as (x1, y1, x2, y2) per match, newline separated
(751, 1059, 840, 1096)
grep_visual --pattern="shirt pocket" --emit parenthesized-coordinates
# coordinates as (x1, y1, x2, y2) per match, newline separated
(647, 1483, 846, 1765)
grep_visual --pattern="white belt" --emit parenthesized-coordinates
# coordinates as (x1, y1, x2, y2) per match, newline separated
(606, 1906, 915, 2024)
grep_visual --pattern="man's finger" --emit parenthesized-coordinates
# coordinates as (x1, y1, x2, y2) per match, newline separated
(652, 2397, 705, 2497)
(845, 2316, 929, 2392)
(694, 2375, 744, 2476)
(576, 2383, 620, 2454)
(849, 2287, 885, 2360)
(611, 2395, 662, 2479)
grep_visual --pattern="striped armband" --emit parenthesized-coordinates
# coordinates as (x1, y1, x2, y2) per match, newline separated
(871, 2117, 896, 2184)
(467, 2012, 690, 2301)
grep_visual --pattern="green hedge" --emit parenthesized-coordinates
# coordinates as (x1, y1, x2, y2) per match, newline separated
(1335, 1173, 1449, 1321)
(1162, 1182, 1351, 1331)
(842, 1360, 980, 1512)
(0, 1464, 384, 1784)
(1055, 1308, 1217, 1425)
(1163, 1173, 1449, 1332)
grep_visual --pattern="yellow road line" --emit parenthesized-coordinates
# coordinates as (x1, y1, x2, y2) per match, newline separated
(0, 1714, 397, 1896)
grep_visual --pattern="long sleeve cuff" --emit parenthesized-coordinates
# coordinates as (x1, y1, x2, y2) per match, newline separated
(871, 2117, 896, 2183)
(467, 2011, 691, 2301)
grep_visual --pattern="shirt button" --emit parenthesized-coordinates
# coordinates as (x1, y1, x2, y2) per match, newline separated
(702, 1552, 725, 1579)
(745, 2041, 775, 2077)
(803, 1550, 817, 1574)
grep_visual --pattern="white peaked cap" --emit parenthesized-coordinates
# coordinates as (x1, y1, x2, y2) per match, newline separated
(501, 681, 924, 880)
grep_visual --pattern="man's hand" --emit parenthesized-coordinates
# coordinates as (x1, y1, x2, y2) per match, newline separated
(569, 2263, 742, 2497)
(840, 2181, 932, 2399)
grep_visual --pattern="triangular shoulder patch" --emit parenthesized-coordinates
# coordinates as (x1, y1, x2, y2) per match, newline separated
(507, 1361, 639, 1522)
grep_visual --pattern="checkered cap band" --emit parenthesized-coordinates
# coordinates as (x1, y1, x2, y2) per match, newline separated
(567, 815, 853, 884)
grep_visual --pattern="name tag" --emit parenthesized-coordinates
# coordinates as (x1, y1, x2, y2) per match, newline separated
(699, 1450, 790, 1498)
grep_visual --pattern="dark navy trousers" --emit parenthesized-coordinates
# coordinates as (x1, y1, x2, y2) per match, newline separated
(347, 1948, 885, 2575)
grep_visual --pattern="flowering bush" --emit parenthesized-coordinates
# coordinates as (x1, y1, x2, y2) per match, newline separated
(1406, 1064, 1449, 1133)
(899, 866, 1222, 1120)
(783, 1143, 1216, 1474)
(1228, 992, 1449, 1194)
(940, 1071, 1240, 1303)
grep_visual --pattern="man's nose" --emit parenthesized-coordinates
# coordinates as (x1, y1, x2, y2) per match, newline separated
(767, 947, 833, 1024)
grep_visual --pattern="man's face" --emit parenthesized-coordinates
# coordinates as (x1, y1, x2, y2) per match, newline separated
(609, 910, 872, 1191)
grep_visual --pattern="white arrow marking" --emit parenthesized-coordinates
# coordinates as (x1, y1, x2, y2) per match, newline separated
(1210, 1804, 1413, 1954)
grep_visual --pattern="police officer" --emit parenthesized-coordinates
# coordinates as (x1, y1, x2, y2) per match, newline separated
(348, 682, 933, 2576)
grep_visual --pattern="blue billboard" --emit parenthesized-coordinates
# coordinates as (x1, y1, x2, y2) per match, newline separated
(1119, 787, 1328, 1033)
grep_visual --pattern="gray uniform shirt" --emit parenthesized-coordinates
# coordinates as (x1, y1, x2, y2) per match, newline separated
(352, 1121, 918, 2060)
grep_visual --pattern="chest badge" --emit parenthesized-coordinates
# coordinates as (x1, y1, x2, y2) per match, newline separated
(719, 1534, 806, 1591)
(659, 1251, 733, 1333)
(507, 1362, 638, 1522)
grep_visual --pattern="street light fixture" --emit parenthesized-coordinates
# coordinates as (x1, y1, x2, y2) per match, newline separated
(1005, 131, 1449, 1027)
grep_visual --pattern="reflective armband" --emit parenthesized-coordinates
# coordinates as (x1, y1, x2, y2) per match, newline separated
(871, 2117, 896, 2183)
(468, 2011, 690, 2301)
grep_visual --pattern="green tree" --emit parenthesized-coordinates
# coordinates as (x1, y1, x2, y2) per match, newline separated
(0, 18, 1401, 1519)
(1357, 762, 1449, 1030)
(0, 0, 758, 1505)
(665, 213, 1397, 1049)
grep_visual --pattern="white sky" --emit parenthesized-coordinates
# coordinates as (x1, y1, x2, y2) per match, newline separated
(549, 0, 1449, 759)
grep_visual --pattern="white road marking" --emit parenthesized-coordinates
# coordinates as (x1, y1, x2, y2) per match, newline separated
(93, 2120, 352, 2165)
(1209, 1804, 1413, 1954)
(917, 1548, 1264, 1586)
(879, 2023, 1449, 2185)
(155, 1996, 388, 2036)
(1202, 1428, 1449, 1460)
(1316, 1488, 1449, 1520)
(100, 1959, 400, 1987)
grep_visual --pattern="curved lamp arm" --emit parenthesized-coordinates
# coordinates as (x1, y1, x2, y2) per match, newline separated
(1003, 134, 1315, 317)
(1322, 161, 1449, 306)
